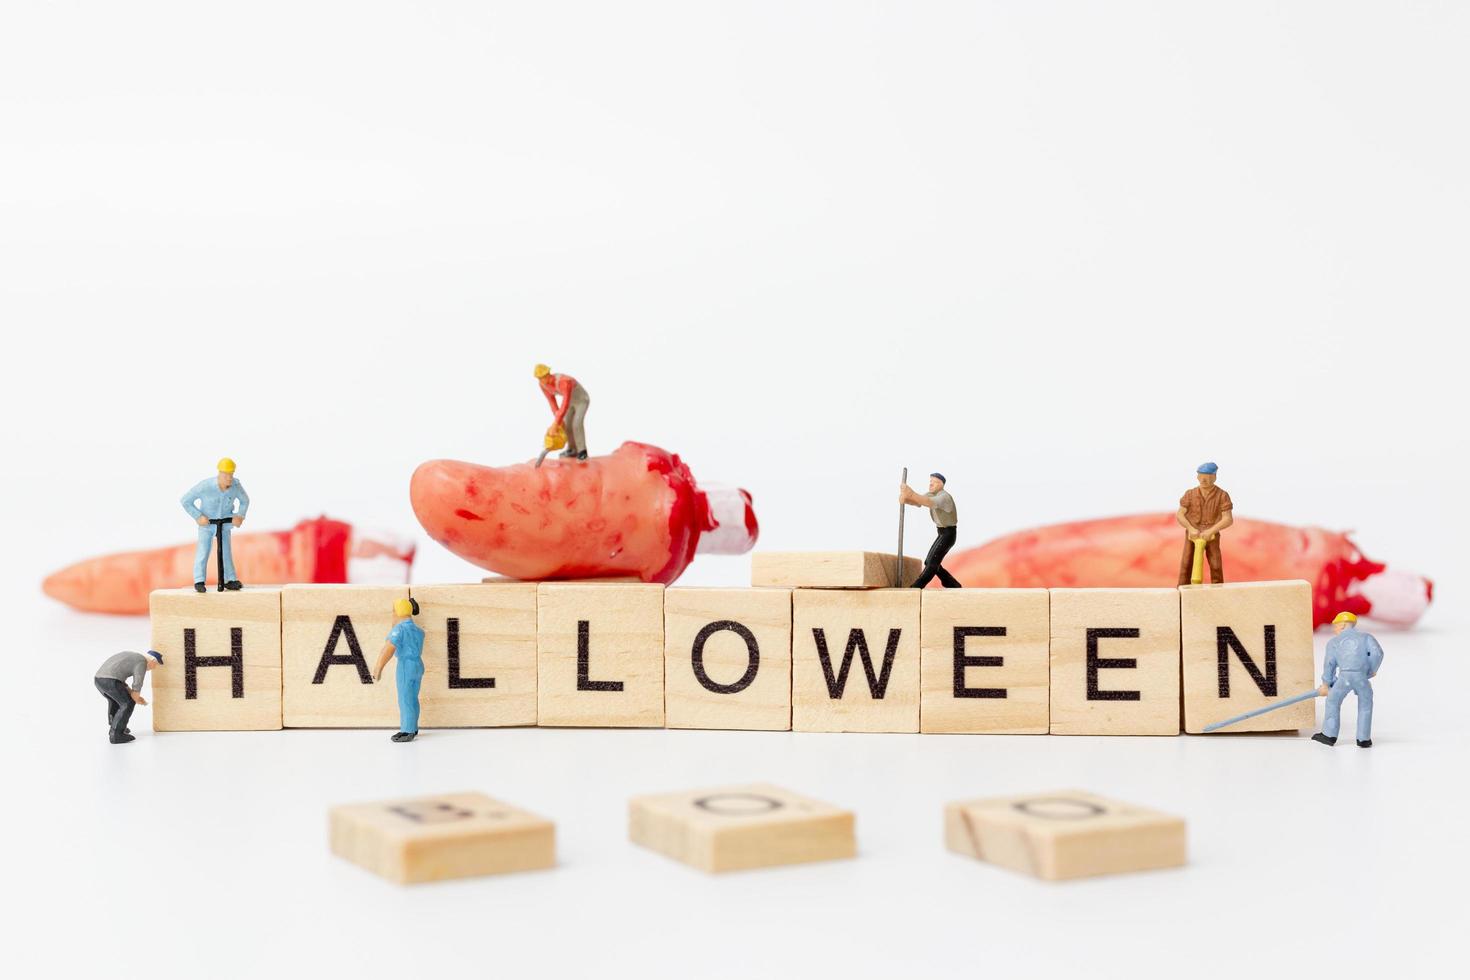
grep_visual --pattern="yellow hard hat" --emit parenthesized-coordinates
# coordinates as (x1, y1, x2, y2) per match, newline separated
(534, 363, 551, 379)
(1332, 611, 1358, 625)
(393, 597, 415, 618)
(217, 457, 236, 473)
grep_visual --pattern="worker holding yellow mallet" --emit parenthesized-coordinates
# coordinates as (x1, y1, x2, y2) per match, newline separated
(1176, 462, 1232, 585)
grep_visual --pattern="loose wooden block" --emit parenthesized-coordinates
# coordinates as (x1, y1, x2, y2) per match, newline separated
(1180, 580, 1315, 733)
(920, 589, 1049, 734)
(1049, 589, 1181, 736)
(149, 588, 282, 731)
(751, 551, 922, 588)
(945, 790, 1186, 880)
(282, 585, 407, 728)
(665, 588, 792, 731)
(481, 576, 641, 584)
(537, 582, 665, 727)
(330, 791, 555, 884)
(792, 588, 921, 732)
(629, 783, 855, 872)
(410, 583, 538, 727)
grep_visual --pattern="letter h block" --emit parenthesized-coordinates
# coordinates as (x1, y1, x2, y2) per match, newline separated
(149, 587, 282, 731)
(537, 583, 665, 727)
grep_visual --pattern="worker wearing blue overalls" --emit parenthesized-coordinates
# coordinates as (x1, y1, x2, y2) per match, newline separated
(373, 597, 425, 743)
(180, 457, 250, 592)
(1312, 611, 1384, 748)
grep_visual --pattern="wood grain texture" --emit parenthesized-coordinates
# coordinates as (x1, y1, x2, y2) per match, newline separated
(945, 789, 1187, 880)
(665, 587, 792, 731)
(411, 583, 537, 728)
(150, 587, 282, 731)
(920, 589, 1049, 734)
(751, 551, 922, 588)
(1049, 588, 1181, 735)
(792, 588, 921, 732)
(537, 582, 665, 727)
(330, 791, 555, 884)
(1180, 580, 1315, 733)
(282, 585, 407, 728)
(629, 783, 855, 872)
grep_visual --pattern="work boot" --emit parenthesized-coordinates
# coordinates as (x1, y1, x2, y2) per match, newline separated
(217, 582, 226, 592)
(1311, 732, 1337, 746)
(224, 580, 243, 591)
(576, 450, 588, 460)
(194, 582, 207, 593)
(391, 731, 417, 743)
(1357, 739, 1372, 748)
(110, 733, 136, 744)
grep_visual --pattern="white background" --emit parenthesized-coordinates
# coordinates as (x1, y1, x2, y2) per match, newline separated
(2, 3, 1463, 977)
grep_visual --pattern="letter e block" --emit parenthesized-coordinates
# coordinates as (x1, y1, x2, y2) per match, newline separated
(792, 589, 920, 733)
(149, 588, 282, 731)
(1049, 588, 1180, 735)
(411, 583, 537, 727)
(665, 587, 792, 731)
(283, 585, 407, 728)
(1181, 580, 1315, 733)
(921, 589, 1049, 734)
(537, 583, 665, 727)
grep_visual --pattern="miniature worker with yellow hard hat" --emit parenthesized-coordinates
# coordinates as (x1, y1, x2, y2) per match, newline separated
(373, 597, 425, 742)
(535, 363, 591, 460)
(1312, 612, 1384, 749)
(180, 457, 250, 593)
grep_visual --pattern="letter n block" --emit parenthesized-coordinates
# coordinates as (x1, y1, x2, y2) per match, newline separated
(920, 589, 1049, 734)
(537, 583, 665, 727)
(411, 583, 537, 727)
(149, 588, 282, 731)
(792, 589, 920, 733)
(1180, 580, 1315, 733)
(282, 585, 407, 728)
(1049, 589, 1180, 735)
(665, 587, 792, 731)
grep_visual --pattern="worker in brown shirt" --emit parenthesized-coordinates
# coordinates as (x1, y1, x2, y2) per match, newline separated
(1176, 461, 1233, 585)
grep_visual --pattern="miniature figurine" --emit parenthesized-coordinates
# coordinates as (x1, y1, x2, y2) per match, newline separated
(1312, 612, 1383, 748)
(900, 472, 961, 588)
(180, 457, 250, 593)
(94, 650, 162, 744)
(1175, 462, 1232, 585)
(373, 597, 424, 742)
(535, 363, 590, 460)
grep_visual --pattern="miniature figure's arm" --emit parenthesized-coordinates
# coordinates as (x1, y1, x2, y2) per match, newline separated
(540, 382, 560, 414)
(181, 481, 206, 521)
(899, 485, 934, 508)
(1366, 635, 1384, 677)
(1202, 509, 1233, 538)
(232, 482, 249, 525)
(550, 377, 574, 428)
(372, 642, 396, 682)
(1175, 506, 1199, 536)
(129, 661, 149, 705)
(1319, 647, 1338, 694)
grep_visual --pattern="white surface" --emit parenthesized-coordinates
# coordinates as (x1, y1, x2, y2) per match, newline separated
(3, 2, 1465, 977)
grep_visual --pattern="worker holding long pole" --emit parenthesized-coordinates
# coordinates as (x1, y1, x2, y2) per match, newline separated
(900, 472, 962, 589)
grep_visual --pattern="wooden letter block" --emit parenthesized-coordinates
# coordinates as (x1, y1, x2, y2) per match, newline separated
(537, 582, 664, 727)
(665, 587, 792, 731)
(411, 583, 538, 728)
(1049, 589, 1180, 735)
(149, 588, 282, 731)
(1180, 580, 1315, 733)
(945, 790, 1186, 880)
(282, 585, 407, 728)
(792, 588, 920, 732)
(330, 791, 555, 884)
(629, 783, 855, 872)
(751, 551, 921, 588)
(920, 589, 1049, 734)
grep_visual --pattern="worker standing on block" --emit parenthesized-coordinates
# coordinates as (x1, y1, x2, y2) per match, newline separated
(374, 597, 425, 743)
(900, 472, 962, 588)
(1175, 461, 1232, 585)
(181, 457, 250, 593)
(94, 650, 162, 744)
(535, 363, 590, 460)
(1312, 612, 1384, 748)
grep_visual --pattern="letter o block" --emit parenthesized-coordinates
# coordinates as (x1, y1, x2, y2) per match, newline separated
(664, 588, 792, 731)
(149, 588, 282, 731)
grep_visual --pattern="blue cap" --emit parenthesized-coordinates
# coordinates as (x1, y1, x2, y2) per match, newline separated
(1197, 462, 1218, 474)
(146, 650, 164, 664)
(930, 472, 946, 484)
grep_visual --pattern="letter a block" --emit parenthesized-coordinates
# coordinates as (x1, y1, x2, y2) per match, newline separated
(629, 783, 855, 873)
(945, 790, 1186, 880)
(792, 589, 920, 732)
(920, 589, 1049, 734)
(283, 585, 407, 728)
(330, 791, 555, 884)
(1180, 580, 1315, 733)
(537, 583, 665, 727)
(410, 583, 537, 728)
(664, 587, 792, 731)
(149, 588, 282, 731)
(1049, 589, 1180, 735)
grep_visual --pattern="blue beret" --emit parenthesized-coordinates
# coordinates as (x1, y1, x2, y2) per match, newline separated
(146, 650, 164, 664)
(930, 472, 946, 484)
(1197, 462, 1218, 474)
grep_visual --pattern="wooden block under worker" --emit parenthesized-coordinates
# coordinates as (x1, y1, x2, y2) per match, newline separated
(750, 551, 922, 588)
(410, 583, 539, 728)
(920, 589, 1049, 734)
(792, 588, 921, 732)
(149, 587, 283, 731)
(537, 582, 665, 727)
(1180, 580, 1315, 734)
(1048, 588, 1181, 735)
(665, 587, 793, 731)
(281, 584, 408, 728)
